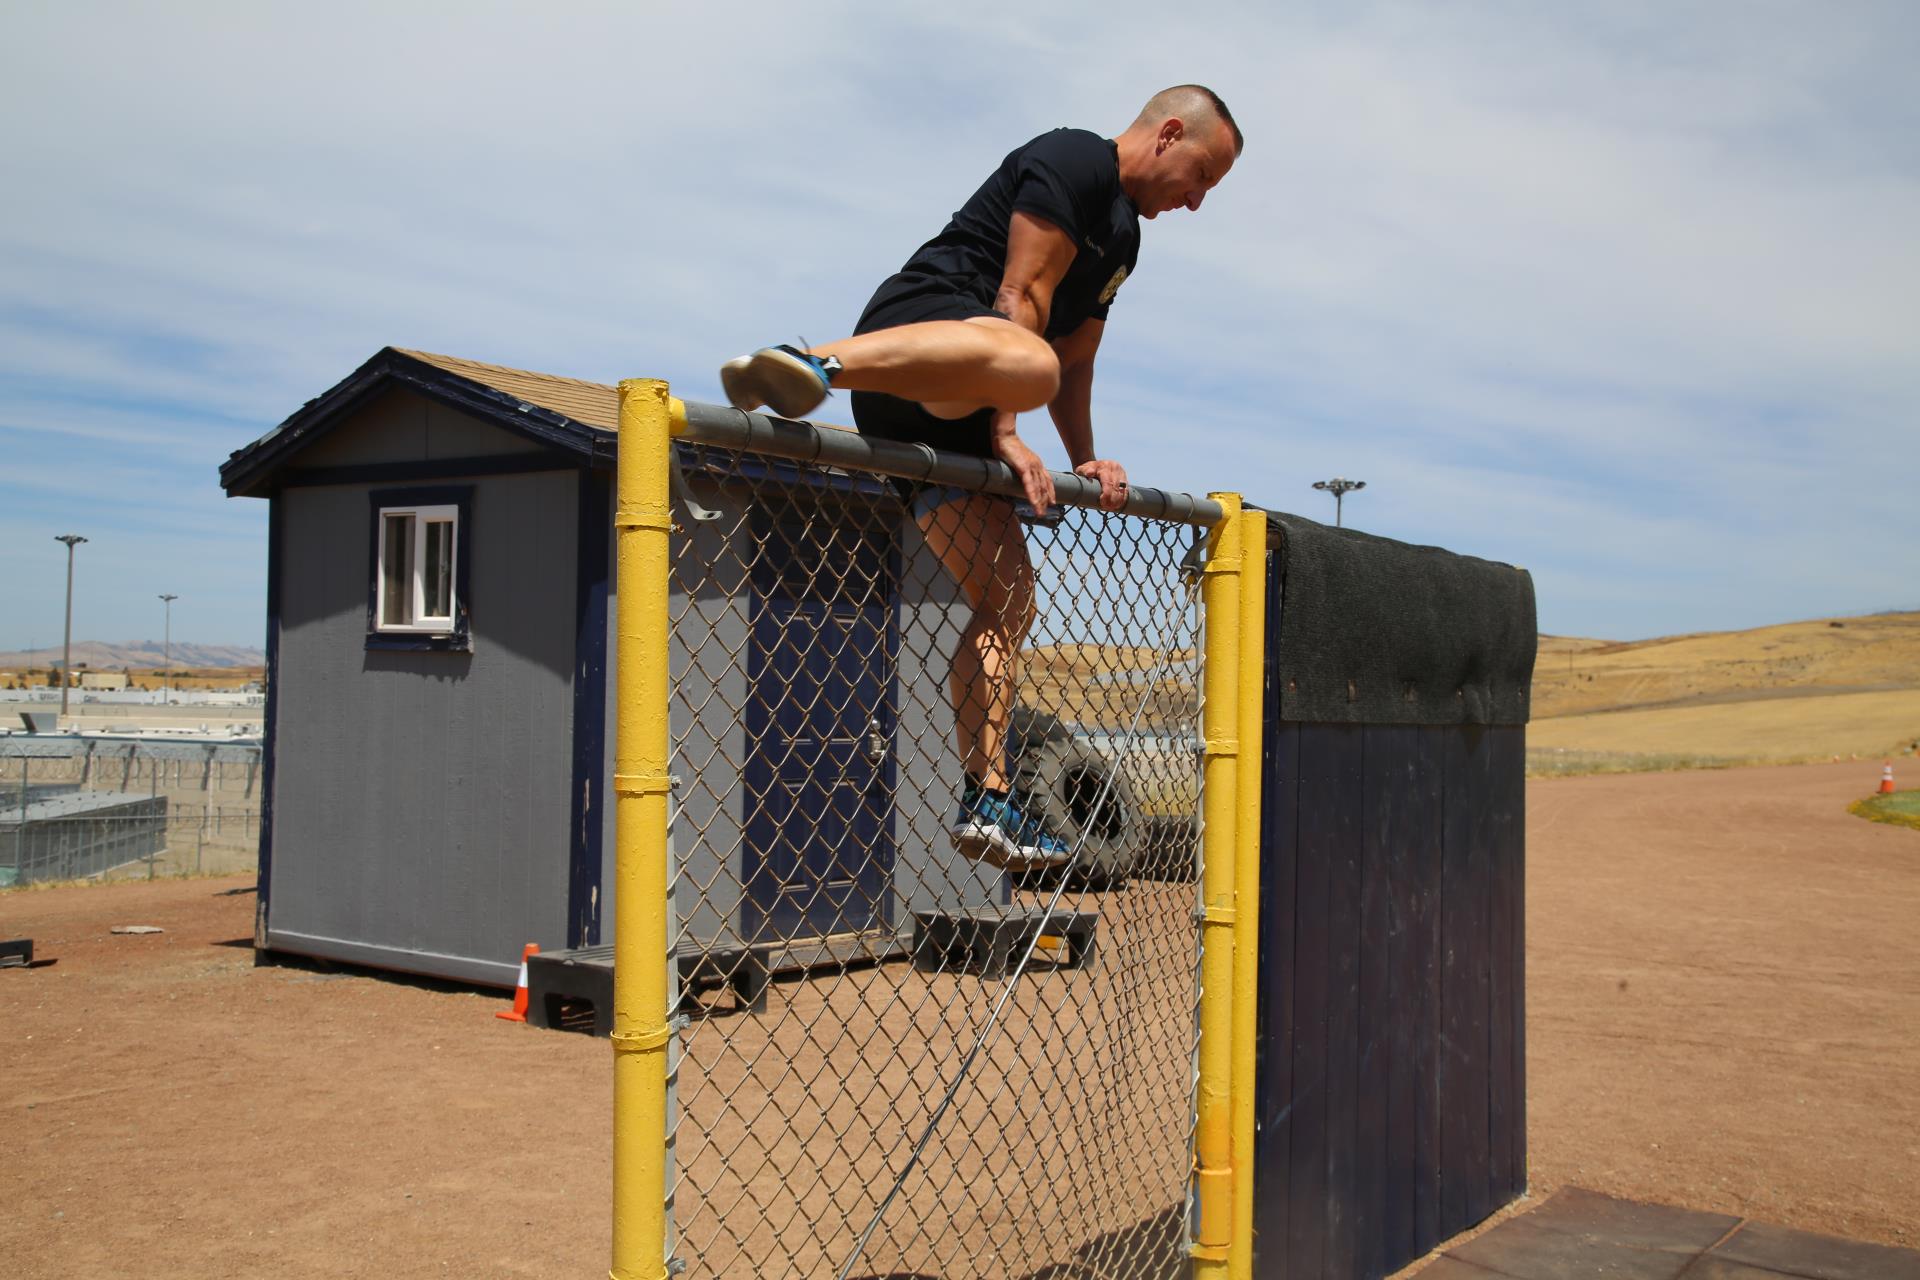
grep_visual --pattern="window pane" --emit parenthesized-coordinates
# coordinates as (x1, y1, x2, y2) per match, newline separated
(382, 514, 413, 625)
(423, 519, 453, 620)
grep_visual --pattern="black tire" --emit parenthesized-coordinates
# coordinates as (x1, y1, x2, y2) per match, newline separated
(1008, 705, 1073, 754)
(1010, 735, 1137, 887)
(1133, 815, 1200, 883)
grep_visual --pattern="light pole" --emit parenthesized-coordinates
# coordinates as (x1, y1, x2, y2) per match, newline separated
(1311, 477, 1367, 528)
(159, 594, 179, 703)
(54, 534, 87, 719)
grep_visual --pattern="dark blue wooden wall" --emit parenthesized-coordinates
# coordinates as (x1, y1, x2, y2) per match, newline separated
(1253, 716, 1527, 1278)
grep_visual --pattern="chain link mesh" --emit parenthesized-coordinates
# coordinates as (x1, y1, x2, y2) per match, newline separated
(661, 443, 1210, 1279)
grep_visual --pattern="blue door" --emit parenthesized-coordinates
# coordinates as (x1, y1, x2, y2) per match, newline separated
(743, 498, 898, 944)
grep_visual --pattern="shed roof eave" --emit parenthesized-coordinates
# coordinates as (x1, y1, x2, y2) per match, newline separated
(218, 348, 613, 498)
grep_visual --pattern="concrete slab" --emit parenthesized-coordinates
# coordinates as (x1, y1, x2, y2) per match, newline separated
(1414, 1258, 1509, 1280)
(1710, 1220, 1920, 1280)
(1427, 1189, 1920, 1280)
(1526, 1186, 1742, 1253)
(1680, 1259, 1811, 1280)
(1449, 1213, 1700, 1280)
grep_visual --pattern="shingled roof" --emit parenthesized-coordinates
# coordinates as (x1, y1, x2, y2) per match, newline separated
(219, 347, 619, 497)
(395, 348, 618, 431)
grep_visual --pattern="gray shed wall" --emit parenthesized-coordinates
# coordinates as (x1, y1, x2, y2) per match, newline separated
(886, 515, 1005, 917)
(597, 472, 998, 961)
(268, 440, 580, 986)
(263, 388, 993, 985)
(295, 388, 547, 467)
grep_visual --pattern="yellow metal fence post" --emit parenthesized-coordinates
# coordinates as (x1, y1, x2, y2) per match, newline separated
(611, 379, 676, 1280)
(1194, 492, 1243, 1277)
(1230, 509, 1268, 1280)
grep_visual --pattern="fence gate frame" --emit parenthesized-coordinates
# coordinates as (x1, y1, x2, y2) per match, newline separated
(611, 378, 1270, 1280)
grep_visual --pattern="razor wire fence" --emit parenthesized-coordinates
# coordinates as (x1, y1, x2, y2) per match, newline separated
(659, 432, 1214, 1280)
(1, 740, 261, 886)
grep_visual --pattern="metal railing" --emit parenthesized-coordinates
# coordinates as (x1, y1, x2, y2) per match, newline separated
(1, 741, 262, 887)
(611, 384, 1267, 1280)
(0, 806, 261, 887)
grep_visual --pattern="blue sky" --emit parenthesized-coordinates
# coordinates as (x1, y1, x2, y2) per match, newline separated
(3, 1, 1915, 650)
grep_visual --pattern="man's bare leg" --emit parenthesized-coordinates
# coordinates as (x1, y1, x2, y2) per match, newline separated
(919, 492, 1036, 792)
(816, 317, 1058, 411)
(723, 317, 1058, 421)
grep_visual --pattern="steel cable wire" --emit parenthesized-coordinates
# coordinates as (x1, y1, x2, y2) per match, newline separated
(832, 609, 1198, 1280)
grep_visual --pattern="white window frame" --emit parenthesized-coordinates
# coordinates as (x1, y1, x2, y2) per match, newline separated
(375, 503, 460, 634)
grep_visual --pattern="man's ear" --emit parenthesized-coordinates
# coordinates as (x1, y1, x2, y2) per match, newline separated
(1159, 117, 1184, 152)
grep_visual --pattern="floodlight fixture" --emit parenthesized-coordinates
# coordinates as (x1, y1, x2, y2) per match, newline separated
(1311, 477, 1367, 527)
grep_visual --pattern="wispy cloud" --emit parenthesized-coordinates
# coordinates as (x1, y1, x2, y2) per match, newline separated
(2, 1, 1915, 645)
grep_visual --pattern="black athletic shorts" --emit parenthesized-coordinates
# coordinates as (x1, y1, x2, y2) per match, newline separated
(850, 270, 1006, 462)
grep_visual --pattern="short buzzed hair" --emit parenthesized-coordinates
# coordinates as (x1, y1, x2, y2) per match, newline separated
(1136, 84, 1244, 155)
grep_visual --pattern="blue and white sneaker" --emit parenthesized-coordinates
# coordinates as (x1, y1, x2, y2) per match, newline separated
(719, 344, 843, 419)
(949, 786, 1071, 871)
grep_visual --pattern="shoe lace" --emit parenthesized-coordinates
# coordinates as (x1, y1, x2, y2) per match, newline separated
(796, 335, 841, 399)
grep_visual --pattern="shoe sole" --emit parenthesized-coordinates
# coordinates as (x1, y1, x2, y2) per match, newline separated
(950, 821, 1069, 872)
(719, 348, 829, 419)
(718, 356, 762, 412)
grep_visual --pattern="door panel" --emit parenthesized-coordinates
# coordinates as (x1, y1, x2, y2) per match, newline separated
(743, 500, 898, 943)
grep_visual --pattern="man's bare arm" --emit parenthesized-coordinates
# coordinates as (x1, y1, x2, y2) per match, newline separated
(1047, 318, 1128, 511)
(995, 211, 1078, 337)
(1048, 318, 1102, 466)
(984, 211, 1081, 512)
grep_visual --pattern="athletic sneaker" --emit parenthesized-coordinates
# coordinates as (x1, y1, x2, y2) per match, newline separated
(949, 785, 1071, 871)
(718, 344, 843, 419)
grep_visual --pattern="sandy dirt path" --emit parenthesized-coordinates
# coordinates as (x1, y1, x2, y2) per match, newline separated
(1520, 760, 1919, 1247)
(3, 759, 1916, 1278)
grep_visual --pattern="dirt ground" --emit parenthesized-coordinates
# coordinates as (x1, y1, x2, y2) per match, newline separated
(1516, 759, 1919, 1247)
(3, 759, 1917, 1278)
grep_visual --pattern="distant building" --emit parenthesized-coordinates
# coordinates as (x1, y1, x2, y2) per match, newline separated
(79, 672, 130, 691)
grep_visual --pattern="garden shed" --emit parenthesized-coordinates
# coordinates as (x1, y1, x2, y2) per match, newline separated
(219, 347, 995, 987)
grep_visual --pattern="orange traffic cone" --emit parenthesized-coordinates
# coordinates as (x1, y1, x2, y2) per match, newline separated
(1880, 761, 1896, 795)
(496, 942, 538, 1022)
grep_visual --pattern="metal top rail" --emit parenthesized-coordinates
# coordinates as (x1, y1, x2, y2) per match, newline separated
(675, 399, 1228, 527)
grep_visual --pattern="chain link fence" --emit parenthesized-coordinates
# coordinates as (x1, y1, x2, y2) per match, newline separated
(660, 434, 1213, 1279)
(0, 740, 261, 887)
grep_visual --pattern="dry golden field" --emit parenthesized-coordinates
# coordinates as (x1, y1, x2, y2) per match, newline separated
(1531, 611, 1920, 770)
(120, 666, 265, 692)
(1021, 642, 1197, 732)
(1020, 614, 1920, 773)
(0, 667, 264, 693)
(1534, 612, 1920, 718)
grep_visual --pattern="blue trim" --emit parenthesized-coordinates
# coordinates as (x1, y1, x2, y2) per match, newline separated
(365, 485, 475, 653)
(740, 495, 901, 943)
(363, 634, 474, 653)
(255, 497, 282, 948)
(567, 468, 612, 947)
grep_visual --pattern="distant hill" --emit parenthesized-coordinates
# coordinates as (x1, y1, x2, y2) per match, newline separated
(0, 641, 265, 670)
(1534, 611, 1920, 719)
(1530, 610, 1920, 769)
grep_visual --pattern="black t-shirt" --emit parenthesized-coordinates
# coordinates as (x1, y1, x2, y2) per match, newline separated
(893, 128, 1141, 340)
